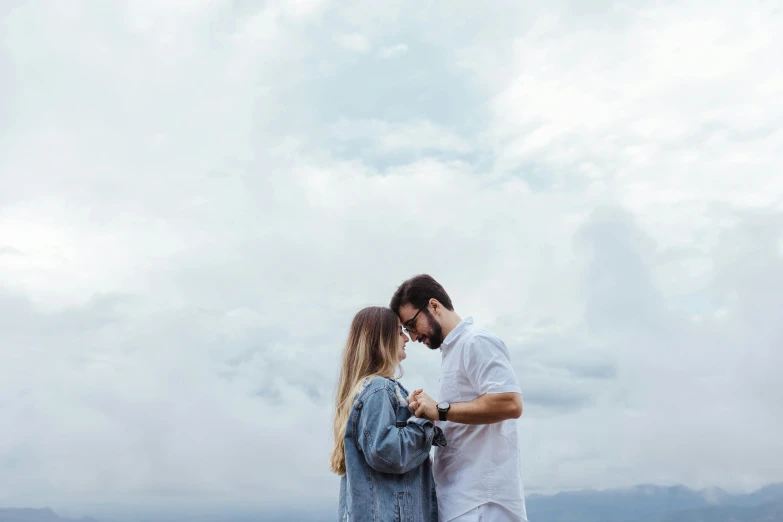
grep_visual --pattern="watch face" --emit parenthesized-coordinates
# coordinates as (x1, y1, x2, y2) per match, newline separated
(438, 402, 449, 410)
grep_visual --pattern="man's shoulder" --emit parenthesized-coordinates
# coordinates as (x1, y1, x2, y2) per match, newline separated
(461, 324, 505, 347)
(457, 326, 513, 364)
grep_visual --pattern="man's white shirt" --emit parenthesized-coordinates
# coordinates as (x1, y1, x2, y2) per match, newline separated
(434, 317, 529, 522)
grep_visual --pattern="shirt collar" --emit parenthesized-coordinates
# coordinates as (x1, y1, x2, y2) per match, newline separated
(440, 316, 473, 350)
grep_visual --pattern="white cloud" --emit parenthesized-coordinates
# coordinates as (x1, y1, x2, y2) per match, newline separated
(465, 2, 783, 216)
(330, 118, 473, 154)
(334, 32, 370, 53)
(1, 0, 782, 516)
(378, 43, 408, 59)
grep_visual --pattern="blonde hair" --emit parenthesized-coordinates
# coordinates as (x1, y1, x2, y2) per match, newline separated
(329, 306, 402, 475)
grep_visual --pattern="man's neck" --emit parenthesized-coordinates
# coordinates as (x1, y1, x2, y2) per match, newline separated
(440, 310, 463, 339)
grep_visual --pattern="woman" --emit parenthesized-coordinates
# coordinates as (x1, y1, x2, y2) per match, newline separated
(330, 306, 446, 522)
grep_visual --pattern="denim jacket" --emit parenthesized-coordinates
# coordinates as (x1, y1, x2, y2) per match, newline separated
(338, 376, 447, 522)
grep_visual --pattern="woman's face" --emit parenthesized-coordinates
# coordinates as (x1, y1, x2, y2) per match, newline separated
(396, 319, 409, 362)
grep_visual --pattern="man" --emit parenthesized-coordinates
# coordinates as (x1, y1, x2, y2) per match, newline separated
(390, 274, 529, 522)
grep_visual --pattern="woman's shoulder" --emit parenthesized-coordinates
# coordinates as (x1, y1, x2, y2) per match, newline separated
(355, 375, 394, 400)
(356, 376, 411, 409)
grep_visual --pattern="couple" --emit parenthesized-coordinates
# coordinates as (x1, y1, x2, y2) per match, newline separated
(330, 274, 529, 522)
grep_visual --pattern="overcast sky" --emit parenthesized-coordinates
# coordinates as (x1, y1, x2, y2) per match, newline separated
(1, 0, 782, 517)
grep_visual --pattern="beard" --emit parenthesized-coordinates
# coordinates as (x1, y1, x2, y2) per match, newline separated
(421, 309, 444, 350)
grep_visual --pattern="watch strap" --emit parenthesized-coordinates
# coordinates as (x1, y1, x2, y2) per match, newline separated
(438, 402, 450, 421)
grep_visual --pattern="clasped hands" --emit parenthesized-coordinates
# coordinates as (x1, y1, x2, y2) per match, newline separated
(406, 388, 439, 422)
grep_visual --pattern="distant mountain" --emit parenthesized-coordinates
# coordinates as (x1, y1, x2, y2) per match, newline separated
(731, 483, 783, 507)
(657, 499, 783, 522)
(526, 483, 783, 522)
(0, 506, 333, 522)
(3, 483, 782, 522)
(0, 508, 97, 522)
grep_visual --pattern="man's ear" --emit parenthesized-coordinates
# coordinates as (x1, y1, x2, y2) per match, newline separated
(430, 298, 440, 315)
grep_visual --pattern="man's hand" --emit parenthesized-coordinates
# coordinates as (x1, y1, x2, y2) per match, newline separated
(407, 389, 438, 422)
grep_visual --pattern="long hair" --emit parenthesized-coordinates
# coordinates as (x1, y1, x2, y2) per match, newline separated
(329, 306, 402, 475)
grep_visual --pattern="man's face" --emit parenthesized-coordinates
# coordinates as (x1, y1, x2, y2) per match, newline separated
(398, 302, 444, 350)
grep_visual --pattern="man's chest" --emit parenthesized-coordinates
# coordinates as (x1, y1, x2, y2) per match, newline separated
(438, 346, 477, 402)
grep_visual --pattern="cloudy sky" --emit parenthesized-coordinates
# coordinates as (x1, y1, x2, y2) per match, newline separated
(1, 0, 782, 517)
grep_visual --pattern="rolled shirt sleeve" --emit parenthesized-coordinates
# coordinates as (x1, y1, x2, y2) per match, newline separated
(463, 333, 522, 395)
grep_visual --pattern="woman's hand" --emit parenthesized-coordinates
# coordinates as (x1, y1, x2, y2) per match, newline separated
(408, 389, 438, 421)
(406, 389, 422, 411)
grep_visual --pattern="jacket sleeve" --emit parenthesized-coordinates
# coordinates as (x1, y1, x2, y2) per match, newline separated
(356, 386, 439, 474)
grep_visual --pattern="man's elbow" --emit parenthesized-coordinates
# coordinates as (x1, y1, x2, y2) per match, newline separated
(508, 395, 523, 419)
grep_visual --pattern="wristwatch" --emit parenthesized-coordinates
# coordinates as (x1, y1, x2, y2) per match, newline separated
(437, 401, 450, 421)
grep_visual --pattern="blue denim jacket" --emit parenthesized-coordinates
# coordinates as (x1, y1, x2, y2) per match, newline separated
(338, 376, 446, 522)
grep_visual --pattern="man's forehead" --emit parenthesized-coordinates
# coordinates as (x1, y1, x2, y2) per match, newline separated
(398, 303, 417, 319)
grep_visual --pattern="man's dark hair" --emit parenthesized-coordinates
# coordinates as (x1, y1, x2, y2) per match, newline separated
(390, 274, 454, 313)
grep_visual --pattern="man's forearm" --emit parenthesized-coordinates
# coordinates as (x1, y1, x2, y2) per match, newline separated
(443, 393, 523, 425)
